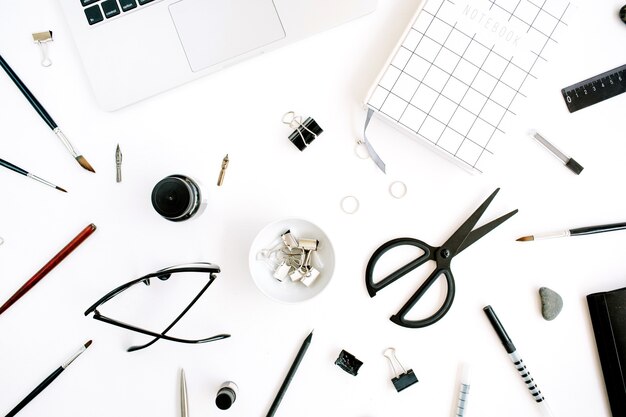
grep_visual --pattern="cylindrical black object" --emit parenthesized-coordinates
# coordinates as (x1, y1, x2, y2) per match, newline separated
(151, 174, 202, 221)
(215, 381, 238, 410)
(621, 5, 626, 24)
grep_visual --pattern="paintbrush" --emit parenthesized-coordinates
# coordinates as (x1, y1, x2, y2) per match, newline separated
(517, 222, 626, 241)
(5, 340, 92, 417)
(0, 157, 67, 192)
(0, 53, 94, 173)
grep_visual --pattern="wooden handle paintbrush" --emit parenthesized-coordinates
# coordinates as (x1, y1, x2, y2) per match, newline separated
(0, 53, 94, 173)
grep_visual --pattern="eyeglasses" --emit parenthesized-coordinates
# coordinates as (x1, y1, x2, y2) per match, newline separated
(84, 262, 230, 352)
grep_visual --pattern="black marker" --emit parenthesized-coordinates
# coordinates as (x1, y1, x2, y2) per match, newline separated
(483, 306, 554, 417)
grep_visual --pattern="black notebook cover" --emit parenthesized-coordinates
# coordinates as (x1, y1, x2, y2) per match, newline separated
(587, 286, 626, 417)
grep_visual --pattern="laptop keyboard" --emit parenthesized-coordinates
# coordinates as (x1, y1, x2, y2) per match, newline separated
(82, 0, 162, 25)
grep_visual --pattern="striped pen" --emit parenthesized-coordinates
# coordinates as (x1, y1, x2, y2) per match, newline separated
(454, 363, 471, 417)
(483, 305, 554, 417)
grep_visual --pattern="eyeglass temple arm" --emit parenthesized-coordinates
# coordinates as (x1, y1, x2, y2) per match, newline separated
(126, 273, 223, 352)
(91, 312, 230, 345)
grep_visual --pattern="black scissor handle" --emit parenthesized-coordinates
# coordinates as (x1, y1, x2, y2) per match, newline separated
(390, 267, 455, 328)
(365, 238, 434, 297)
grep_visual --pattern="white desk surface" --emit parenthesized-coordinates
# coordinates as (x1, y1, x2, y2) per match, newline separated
(0, 1, 625, 416)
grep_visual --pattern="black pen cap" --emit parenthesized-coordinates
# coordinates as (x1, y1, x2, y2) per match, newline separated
(483, 305, 516, 354)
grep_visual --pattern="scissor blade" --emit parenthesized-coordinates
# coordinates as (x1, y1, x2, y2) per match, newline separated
(442, 188, 501, 256)
(456, 209, 518, 255)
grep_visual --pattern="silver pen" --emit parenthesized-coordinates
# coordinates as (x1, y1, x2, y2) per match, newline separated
(180, 369, 189, 417)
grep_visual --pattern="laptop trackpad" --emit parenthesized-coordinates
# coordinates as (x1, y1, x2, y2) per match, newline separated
(170, 0, 285, 72)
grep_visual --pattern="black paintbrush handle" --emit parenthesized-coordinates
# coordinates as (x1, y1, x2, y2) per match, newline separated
(0, 54, 57, 130)
(6, 366, 64, 417)
(570, 222, 626, 236)
(0, 158, 28, 176)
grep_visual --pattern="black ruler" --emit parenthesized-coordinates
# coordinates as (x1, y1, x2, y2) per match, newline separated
(561, 64, 626, 113)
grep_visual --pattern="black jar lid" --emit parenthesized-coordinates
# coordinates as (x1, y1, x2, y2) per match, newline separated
(215, 386, 236, 410)
(151, 175, 200, 221)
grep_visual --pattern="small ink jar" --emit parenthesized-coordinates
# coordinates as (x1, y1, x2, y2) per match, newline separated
(151, 174, 203, 221)
(215, 381, 238, 410)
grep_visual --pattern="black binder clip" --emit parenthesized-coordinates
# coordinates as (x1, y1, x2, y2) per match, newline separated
(335, 350, 363, 376)
(282, 111, 323, 151)
(384, 347, 418, 392)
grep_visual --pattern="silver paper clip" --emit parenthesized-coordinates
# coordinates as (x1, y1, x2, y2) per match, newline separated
(32, 31, 53, 67)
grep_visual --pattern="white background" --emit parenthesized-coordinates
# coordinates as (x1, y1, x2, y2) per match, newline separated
(0, 1, 625, 417)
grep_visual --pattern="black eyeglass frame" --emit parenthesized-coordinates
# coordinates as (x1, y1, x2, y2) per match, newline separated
(84, 262, 230, 352)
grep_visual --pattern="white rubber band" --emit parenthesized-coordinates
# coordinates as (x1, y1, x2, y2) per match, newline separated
(389, 181, 407, 199)
(340, 196, 360, 214)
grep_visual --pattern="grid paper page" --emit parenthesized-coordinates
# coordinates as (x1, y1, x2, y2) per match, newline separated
(366, 0, 573, 173)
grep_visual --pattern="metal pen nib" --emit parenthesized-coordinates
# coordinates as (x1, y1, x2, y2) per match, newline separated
(180, 369, 189, 417)
(115, 144, 122, 183)
(217, 154, 229, 186)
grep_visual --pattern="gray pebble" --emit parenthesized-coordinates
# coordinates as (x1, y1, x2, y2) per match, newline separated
(539, 287, 563, 321)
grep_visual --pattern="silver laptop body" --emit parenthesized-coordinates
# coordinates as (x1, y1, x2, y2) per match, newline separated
(58, 0, 377, 110)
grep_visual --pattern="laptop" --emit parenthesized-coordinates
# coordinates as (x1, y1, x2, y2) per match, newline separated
(58, 0, 377, 111)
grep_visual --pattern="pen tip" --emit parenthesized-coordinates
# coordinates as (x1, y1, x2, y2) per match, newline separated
(85, 340, 93, 348)
(57, 186, 68, 193)
(516, 236, 534, 242)
(76, 155, 96, 173)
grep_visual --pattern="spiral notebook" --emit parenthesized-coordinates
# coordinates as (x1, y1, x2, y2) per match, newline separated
(365, 0, 573, 173)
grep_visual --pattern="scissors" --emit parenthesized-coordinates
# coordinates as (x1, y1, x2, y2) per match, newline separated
(365, 188, 517, 329)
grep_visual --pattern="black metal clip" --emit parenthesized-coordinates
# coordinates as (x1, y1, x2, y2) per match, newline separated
(335, 350, 363, 376)
(283, 111, 323, 151)
(384, 348, 418, 392)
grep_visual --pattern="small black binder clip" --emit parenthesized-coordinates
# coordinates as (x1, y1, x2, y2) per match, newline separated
(384, 347, 418, 392)
(282, 111, 323, 151)
(335, 350, 363, 376)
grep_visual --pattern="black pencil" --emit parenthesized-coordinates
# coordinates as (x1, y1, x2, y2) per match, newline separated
(266, 330, 313, 417)
(6, 340, 92, 417)
(517, 222, 626, 241)
(0, 158, 67, 193)
(0, 54, 94, 173)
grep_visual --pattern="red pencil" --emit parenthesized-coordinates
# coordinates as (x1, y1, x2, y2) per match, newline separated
(0, 223, 96, 315)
